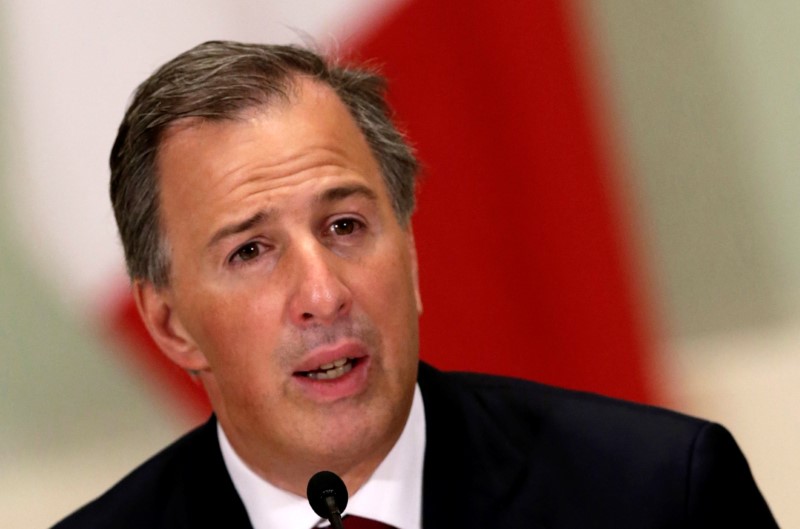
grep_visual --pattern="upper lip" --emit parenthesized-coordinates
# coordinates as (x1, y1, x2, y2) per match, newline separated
(292, 340, 367, 373)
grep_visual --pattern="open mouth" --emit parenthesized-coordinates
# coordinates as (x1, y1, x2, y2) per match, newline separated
(295, 357, 359, 380)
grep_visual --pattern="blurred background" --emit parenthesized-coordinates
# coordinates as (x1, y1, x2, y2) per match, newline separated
(1, 1, 798, 527)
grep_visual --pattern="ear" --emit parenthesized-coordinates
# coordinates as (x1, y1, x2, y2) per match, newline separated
(133, 280, 210, 372)
(405, 226, 423, 315)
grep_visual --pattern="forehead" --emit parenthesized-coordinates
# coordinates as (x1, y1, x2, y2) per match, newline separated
(154, 78, 387, 242)
(158, 77, 379, 181)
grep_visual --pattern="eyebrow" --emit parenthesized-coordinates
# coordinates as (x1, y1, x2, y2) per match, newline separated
(316, 184, 378, 204)
(207, 209, 272, 249)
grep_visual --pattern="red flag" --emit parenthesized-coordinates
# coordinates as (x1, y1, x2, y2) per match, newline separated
(351, 0, 655, 402)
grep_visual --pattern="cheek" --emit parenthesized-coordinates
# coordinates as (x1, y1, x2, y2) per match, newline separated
(187, 287, 284, 370)
(355, 247, 420, 341)
(195, 294, 289, 411)
(378, 246, 418, 307)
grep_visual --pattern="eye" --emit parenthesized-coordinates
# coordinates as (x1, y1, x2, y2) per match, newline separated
(329, 217, 363, 236)
(229, 241, 264, 263)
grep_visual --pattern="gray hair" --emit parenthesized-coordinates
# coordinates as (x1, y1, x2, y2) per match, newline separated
(110, 40, 418, 287)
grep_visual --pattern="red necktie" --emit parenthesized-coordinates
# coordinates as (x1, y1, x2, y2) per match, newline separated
(341, 515, 396, 529)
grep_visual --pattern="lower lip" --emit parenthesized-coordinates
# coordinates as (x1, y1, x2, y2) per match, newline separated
(292, 357, 371, 402)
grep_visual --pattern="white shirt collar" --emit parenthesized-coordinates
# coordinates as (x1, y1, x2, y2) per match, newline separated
(218, 384, 426, 529)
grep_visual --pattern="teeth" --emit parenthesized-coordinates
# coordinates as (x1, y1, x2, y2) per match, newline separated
(317, 357, 348, 371)
(306, 359, 353, 380)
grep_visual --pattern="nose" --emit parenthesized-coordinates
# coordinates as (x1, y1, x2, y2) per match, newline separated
(286, 241, 352, 327)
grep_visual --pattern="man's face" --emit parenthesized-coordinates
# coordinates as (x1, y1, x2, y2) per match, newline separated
(139, 79, 421, 492)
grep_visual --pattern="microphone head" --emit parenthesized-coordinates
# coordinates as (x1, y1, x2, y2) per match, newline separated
(307, 470, 349, 519)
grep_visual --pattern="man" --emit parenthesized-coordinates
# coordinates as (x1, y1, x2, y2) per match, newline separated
(55, 41, 778, 528)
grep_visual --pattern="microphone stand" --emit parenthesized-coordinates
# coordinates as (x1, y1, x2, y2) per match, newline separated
(325, 495, 345, 529)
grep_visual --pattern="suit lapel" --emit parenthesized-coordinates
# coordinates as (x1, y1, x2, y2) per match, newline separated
(417, 363, 549, 529)
(179, 417, 254, 528)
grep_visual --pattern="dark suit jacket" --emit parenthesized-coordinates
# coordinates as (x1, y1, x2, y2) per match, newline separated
(53, 362, 778, 528)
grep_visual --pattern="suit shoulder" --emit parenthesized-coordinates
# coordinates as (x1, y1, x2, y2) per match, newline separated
(429, 367, 720, 477)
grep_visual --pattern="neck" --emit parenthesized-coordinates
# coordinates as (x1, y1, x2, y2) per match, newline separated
(220, 421, 401, 497)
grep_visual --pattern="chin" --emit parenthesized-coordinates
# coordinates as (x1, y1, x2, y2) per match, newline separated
(303, 401, 404, 464)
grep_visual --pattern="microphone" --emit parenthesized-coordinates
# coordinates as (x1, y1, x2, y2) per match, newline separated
(307, 470, 349, 529)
